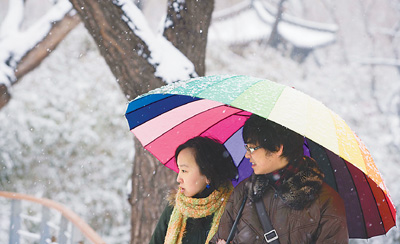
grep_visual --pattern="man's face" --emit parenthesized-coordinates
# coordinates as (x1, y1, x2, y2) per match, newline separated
(245, 143, 288, 174)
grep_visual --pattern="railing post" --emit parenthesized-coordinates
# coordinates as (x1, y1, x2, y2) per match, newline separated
(71, 225, 84, 244)
(1, 191, 105, 244)
(39, 206, 50, 244)
(9, 199, 21, 244)
(58, 215, 69, 244)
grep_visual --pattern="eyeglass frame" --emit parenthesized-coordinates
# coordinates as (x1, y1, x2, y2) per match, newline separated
(244, 144, 261, 153)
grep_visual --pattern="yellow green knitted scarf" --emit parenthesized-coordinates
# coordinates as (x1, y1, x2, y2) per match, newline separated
(164, 183, 234, 244)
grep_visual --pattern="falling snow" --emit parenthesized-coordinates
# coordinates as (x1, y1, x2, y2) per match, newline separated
(0, 0, 399, 244)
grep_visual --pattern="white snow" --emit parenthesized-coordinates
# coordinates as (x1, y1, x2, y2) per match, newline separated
(114, 0, 196, 83)
(209, 0, 337, 48)
(1, 0, 399, 243)
(0, 0, 24, 38)
(0, 0, 72, 87)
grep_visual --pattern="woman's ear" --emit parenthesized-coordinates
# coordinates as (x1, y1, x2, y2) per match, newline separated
(277, 145, 284, 156)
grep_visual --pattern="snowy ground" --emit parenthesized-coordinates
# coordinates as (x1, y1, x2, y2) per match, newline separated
(1, 0, 399, 243)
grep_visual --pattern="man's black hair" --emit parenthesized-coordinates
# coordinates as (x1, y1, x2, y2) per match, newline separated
(243, 114, 304, 162)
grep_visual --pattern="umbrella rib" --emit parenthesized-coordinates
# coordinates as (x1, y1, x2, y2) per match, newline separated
(161, 109, 249, 165)
(383, 193, 397, 229)
(364, 174, 389, 234)
(151, 104, 228, 146)
(324, 148, 340, 193)
(126, 94, 174, 115)
(126, 94, 201, 130)
(221, 117, 246, 146)
(343, 161, 368, 238)
(178, 74, 243, 98)
(145, 104, 242, 166)
(199, 110, 248, 140)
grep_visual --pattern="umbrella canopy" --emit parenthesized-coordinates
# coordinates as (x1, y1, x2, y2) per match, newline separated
(125, 74, 396, 239)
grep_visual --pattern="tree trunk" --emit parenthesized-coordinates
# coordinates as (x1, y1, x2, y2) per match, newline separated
(267, 0, 286, 47)
(163, 0, 214, 76)
(69, 0, 162, 100)
(68, 0, 214, 243)
(129, 137, 177, 243)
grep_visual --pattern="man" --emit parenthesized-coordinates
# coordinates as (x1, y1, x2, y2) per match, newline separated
(212, 114, 349, 244)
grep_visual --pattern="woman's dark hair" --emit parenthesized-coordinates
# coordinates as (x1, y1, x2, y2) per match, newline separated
(174, 136, 238, 189)
(243, 114, 304, 162)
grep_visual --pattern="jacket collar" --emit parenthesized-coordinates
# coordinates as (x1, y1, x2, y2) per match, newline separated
(248, 156, 324, 210)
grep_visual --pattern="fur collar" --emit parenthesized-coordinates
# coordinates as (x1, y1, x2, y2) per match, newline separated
(248, 156, 324, 210)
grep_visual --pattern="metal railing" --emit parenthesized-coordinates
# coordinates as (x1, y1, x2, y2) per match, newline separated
(0, 191, 106, 244)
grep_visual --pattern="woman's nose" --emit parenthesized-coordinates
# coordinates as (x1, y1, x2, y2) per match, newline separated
(176, 174, 182, 183)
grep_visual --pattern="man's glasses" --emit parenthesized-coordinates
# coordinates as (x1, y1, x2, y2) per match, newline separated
(244, 145, 261, 153)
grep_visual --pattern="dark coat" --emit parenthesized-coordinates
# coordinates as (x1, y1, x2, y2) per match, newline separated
(149, 204, 214, 244)
(211, 158, 349, 244)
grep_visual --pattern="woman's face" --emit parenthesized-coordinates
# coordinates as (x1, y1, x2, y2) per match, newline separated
(176, 148, 209, 197)
(245, 143, 287, 175)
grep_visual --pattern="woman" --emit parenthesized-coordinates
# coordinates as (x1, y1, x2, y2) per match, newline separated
(212, 114, 349, 244)
(149, 136, 238, 244)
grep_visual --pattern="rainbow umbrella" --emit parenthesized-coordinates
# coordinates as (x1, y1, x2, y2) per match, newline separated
(125, 74, 396, 239)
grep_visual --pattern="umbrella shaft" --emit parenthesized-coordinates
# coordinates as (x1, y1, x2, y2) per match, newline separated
(226, 195, 248, 243)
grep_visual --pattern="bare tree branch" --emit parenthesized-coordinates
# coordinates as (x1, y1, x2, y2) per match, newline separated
(0, 84, 10, 109)
(0, 0, 79, 110)
(359, 58, 400, 67)
(15, 14, 81, 79)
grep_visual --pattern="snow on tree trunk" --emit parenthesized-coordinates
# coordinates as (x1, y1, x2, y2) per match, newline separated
(163, 0, 215, 76)
(69, 0, 161, 100)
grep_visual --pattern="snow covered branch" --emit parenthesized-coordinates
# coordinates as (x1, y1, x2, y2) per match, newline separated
(114, 0, 196, 84)
(359, 58, 400, 67)
(0, 0, 25, 39)
(0, 0, 80, 109)
(69, 0, 210, 101)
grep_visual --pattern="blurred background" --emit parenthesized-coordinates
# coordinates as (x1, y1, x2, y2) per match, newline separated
(0, 0, 399, 243)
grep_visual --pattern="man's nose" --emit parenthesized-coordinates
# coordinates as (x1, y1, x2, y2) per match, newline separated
(244, 150, 251, 159)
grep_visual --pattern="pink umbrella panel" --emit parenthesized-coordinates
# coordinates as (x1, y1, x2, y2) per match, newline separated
(125, 93, 396, 239)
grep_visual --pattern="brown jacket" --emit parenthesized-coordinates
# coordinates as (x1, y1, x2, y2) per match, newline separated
(211, 168, 349, 243)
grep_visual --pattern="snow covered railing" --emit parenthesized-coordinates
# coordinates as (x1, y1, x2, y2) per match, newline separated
(0, 191, 105, 244)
